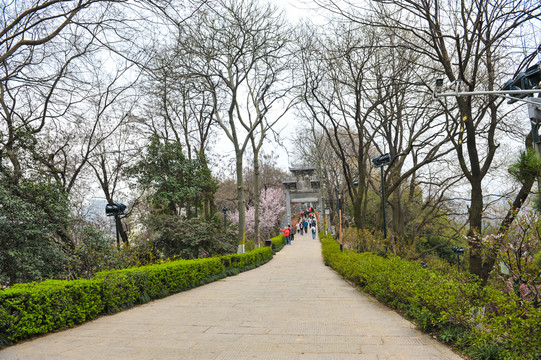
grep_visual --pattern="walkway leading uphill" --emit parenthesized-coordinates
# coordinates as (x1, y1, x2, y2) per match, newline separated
(0, 231, 463, 360)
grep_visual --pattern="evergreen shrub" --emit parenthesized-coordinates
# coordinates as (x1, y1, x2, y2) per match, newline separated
(270, 233, 285, 253)
(320, 234, 541, 360)
(0, 279, 103, 346)
(95, 257, 225, 313)
(0, 243, 279, 347)
(220, 247, 273, 273)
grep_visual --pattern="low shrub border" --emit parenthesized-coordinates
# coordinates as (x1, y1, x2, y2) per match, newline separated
(320, 234, 541, 360)
(270, 233, 285, 253)
(0, 245, 276, 347)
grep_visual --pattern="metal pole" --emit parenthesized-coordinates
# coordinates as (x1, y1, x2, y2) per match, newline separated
(381, 166, 387, 240)
(436, 88, 541, 97)
(339, 194, 343, 251)
(114, 214, 120, 249)
(434, 88, 541, 106)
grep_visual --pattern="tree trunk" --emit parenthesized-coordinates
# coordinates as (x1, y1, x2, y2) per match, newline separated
(390, 191, 403, 237)
(236, 150, 246, 253)
(253, 149, 261, 247)
(468, 179, 484, 277)
(352, 195, 363, 229)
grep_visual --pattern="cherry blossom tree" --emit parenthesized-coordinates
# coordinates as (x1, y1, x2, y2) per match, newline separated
(229, 187, 285, 245)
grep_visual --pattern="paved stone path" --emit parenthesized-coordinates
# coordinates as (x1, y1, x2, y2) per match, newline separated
(0, 230, 464, 360)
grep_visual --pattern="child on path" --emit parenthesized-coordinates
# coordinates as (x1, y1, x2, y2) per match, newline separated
(311, 223, 316, 239)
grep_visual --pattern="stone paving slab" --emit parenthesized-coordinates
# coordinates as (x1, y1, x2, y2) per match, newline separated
(0, 231, 464, 360)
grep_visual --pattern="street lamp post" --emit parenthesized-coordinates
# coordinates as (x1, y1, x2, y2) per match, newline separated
(222, 207, 228, 231)
(452, 246, 465, 272)
(335, 187, 343, 251)
(372, 154, 391, 242)
(338, 194, 343, 252)
(105, 202, 127, 248)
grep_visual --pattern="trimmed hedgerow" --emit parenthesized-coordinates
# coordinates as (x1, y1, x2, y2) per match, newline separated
(270, 233, 285, 253)
(320, 234, 541, 360)
(95, 257, 225, 313)
(0, 243, 279, 347)
(220, 246, 273, 275)
(0, 279, 103, 346)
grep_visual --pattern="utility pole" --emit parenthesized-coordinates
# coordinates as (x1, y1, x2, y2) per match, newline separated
(372, 154, 391, 244)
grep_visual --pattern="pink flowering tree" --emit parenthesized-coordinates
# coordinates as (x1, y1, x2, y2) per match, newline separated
(229, 187, 285, 245)
(480, 210, 541, 307)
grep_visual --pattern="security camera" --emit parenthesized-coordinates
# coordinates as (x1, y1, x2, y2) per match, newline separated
(435, 78, 444, 92)
(433, 79, 445, 99)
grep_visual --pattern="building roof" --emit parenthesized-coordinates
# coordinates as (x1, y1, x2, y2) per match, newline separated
(289, 165, 316, 172)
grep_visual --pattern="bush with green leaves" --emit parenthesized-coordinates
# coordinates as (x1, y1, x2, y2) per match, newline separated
(0, 279, 103, 347)
(321, 234, 541, 360)
(126, 134, 217, 218)
(270, 233, 285, 253)
(149, 214, 237, 259)
(0, 243, 279, 348)
(68, 224, 125, 279)
(95, 257, 226, 313)
(220, 246, 272, 275)
(0, 178, 71, 286)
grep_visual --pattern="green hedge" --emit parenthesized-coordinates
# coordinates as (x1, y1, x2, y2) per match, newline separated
(270, 233, 285, 253)
(0, 279, 103, 347)
(220, 246, 273, 275)
(0, 245, 278, 347)
(95, 257, 225, 313)
(320, 234, 541, 360)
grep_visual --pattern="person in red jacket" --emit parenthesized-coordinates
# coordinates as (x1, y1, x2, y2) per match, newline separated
(281, 226, 291, 245)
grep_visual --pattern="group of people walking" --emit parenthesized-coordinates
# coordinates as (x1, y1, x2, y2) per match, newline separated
(281, 207, 318, 245)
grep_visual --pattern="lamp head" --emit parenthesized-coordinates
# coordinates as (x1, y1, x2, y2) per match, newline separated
(372, 153, 391, 168)
(105, 202, 126, 216)
(452, 246, 465, 254)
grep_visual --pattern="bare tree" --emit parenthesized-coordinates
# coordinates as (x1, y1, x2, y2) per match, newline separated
(373, 0, 540, 282)
(245, 48, 295, 246)
(313, 0, 541, 282)
(297, 22, 377, 229)
(87, 117, 144, 246)
(363, 23, 457, 238)
(0, 0, 141, 253)
(173, 0, 291, 251)
(297, 18, 455, 241)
